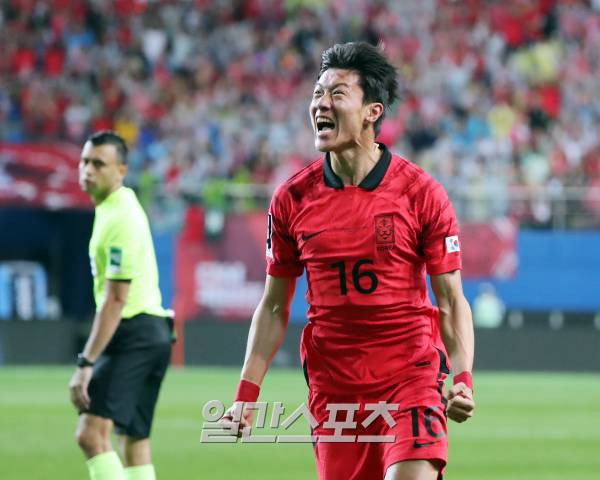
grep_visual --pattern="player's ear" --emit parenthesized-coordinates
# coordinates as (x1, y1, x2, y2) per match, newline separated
(364, 102, 384, 126)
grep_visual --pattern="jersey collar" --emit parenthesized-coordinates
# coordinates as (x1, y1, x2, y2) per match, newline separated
(323, 143, 392, 191)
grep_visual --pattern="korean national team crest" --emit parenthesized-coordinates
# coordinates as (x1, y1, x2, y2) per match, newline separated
(375, 214, 394, 244)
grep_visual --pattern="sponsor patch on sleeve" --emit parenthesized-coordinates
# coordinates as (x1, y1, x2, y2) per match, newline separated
(445, 235, 460, 253)
(108, 246, 123, 274)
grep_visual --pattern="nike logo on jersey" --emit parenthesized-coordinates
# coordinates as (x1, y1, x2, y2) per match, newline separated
(301, 230, 326, 241)
(412, 440, 438, 449)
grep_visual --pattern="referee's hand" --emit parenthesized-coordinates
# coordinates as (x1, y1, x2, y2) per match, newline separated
(446, 383, 475, 423)
(219, 402, 254, 437)
(69, 367, 93, 412)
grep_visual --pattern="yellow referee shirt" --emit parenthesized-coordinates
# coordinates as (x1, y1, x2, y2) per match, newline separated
(89, 186, 167, 319)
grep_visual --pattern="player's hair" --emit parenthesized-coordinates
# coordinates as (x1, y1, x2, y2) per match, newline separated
(319, 42, 398, 136)
(87, 130, 129, 165)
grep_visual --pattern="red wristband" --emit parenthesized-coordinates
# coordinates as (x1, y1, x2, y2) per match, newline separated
(453, 371, 473, 391)
(234, 379, 260, 402)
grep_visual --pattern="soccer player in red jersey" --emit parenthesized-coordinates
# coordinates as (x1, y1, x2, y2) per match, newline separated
(224, 42, 475, 480)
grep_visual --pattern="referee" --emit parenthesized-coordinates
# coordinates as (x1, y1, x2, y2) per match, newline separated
(69, 131, 172, 480)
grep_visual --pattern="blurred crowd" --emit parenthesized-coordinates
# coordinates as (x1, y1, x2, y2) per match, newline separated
(1, 0, 599, 227)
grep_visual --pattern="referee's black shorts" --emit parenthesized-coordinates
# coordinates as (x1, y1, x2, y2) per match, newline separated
(85, 313, 173, 438)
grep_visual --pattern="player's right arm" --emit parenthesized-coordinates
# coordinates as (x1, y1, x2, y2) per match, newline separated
(241, 274, 296, 385)
(221, 274, 296, 430)
(221, 184, 301, 431)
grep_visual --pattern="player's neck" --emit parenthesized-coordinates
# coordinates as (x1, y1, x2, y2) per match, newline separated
(329, 142, 381, 186)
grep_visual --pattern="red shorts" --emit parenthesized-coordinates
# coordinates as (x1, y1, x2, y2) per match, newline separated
(307, 348, 449, 480)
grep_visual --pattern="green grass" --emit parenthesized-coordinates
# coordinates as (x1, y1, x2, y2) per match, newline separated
(0, 367, 599, 479)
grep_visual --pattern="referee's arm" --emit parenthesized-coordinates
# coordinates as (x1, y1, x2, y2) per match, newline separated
(70, 280, 130, 411)
(82, 279, 131, 362)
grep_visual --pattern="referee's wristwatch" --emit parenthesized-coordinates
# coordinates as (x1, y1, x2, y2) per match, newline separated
(77, 353, 95, 368)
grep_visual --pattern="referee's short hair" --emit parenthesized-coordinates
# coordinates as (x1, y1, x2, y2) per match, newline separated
(87, 130, 129, 165)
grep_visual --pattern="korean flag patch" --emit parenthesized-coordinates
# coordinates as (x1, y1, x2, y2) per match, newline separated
(445, 235, 460, 253)
(108, 247, 123, 274)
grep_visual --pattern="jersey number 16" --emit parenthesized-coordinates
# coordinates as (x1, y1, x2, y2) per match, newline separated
(331, 259, 378, 295)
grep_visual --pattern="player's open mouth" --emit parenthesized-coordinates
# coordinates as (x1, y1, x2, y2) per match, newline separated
(316, 117, 336, 134)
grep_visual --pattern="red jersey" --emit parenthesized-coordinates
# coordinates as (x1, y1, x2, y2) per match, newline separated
(266, 144, 461, 394)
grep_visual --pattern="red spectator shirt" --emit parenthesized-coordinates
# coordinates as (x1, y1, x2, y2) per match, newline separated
(266, 143, 462, 394)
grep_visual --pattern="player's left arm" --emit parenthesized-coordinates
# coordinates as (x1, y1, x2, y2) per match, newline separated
(431, 270, 475, 423)
(69, 279, 130, 411)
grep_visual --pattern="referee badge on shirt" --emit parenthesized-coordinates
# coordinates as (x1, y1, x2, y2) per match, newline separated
(108, 246, 123, 274)
(445, 235, 460, 253)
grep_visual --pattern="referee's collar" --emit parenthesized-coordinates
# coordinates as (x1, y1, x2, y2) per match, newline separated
(323, 143, 392, 191)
